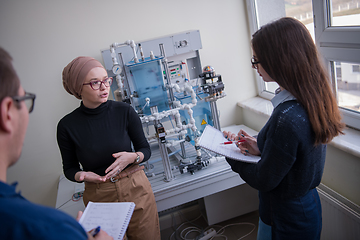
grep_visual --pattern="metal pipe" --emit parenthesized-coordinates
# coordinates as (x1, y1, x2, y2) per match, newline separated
(118, 53, 133, 106)
(210, 101, 221, 130)
(159, 44, 175, 105)
(154, 119, 175, 182)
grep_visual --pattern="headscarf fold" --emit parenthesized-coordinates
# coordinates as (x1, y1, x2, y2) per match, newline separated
(62, 56, 104, 99)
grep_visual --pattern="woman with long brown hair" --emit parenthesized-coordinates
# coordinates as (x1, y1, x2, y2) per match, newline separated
(224, 17, 344, 239)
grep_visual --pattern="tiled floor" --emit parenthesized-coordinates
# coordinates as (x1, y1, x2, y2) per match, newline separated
(160, 210, 259, 240)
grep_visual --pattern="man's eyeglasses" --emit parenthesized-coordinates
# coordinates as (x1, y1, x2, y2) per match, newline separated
(251, 56, 260, 69)
(83, 77, 113, 90)
(12, 92, 36, 113)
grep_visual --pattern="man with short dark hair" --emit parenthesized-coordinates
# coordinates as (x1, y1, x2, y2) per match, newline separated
(0, 47, 112, 240)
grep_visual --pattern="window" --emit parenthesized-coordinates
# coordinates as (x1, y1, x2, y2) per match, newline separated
(353, 65, 360, 73)
(246, 0, 360, 130)
(334, 61, 360, 113)
(330, 0, 360, 26)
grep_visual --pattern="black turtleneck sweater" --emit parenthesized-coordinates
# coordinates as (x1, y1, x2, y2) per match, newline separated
(57, 100, 151, 182)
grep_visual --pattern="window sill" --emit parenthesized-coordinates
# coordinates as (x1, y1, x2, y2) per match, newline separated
(238, 97, 360, 158)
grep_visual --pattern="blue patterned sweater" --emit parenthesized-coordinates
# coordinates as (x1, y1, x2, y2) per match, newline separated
(226, 100, 326, 199)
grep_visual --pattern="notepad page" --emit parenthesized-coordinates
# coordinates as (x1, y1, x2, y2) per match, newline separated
(79, 201, 135, 240)
(199, 125, 260, 163)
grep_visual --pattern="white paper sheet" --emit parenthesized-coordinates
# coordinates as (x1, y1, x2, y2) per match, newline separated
(199, 125, 261, 163)
(79, 201, 135, 240)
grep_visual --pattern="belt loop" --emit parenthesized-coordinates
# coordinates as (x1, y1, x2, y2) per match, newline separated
(125, 169, 130, 178)
(97, 183, 100, 189)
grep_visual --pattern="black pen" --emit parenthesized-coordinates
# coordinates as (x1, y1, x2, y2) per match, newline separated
(89, 226, 101, 237)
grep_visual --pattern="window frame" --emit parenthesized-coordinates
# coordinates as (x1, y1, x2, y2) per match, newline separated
(313, 0, 360, 130)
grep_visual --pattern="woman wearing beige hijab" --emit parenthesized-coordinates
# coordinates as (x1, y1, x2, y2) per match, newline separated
(57, 56, 160, 240)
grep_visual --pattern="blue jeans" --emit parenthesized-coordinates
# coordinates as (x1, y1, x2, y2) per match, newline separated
(257, 217, 272, 240)
(258, 188, 322, 240)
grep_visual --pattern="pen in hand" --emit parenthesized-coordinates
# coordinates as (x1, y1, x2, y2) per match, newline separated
(220, 140, 246, 145)
(89, 226, 101, 237)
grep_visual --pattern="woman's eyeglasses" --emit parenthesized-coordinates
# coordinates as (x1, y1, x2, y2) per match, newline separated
(251, 56, 260, 69)
(83, 77, 113, 90)
(12, 92, 36, 113)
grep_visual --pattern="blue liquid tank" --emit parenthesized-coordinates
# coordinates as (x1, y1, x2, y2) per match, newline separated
(126, 58, 169, 115)
(125, 57, 214, 144)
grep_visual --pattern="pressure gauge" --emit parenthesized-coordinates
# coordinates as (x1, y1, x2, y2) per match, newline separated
(112, 64, 122, 75)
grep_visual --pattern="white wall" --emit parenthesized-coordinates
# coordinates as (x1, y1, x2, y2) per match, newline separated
(0, 0, 257, 206)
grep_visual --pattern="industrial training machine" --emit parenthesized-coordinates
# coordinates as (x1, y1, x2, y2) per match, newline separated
(101, 30, 226, 182)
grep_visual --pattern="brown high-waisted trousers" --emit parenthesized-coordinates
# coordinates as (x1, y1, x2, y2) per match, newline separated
(83, 170, 160, 240)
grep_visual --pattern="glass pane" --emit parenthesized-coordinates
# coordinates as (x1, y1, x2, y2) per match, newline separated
(330, 0, 360, 26)
(285, 0, 315, 39)
(334, 61, 360, 113)
(256, 0, 314, 39)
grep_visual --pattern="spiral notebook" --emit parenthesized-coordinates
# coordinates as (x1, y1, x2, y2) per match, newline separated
(199, 125, 261, 163)
(79, 201, 135, 240)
